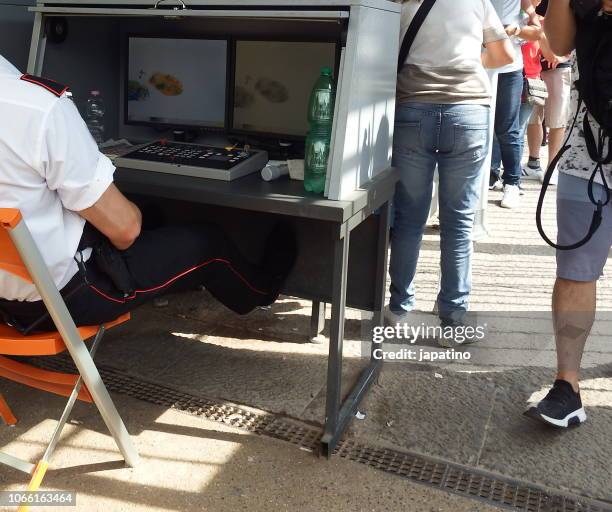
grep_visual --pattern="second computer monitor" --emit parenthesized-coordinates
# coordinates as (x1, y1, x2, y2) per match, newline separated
(126, 36, 228, 129)
(232, 40, 337, 138)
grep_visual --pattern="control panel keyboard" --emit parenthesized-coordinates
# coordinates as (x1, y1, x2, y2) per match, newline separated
(114, 140, 269, 181)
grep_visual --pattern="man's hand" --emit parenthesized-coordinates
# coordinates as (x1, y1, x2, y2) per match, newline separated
(604, 0, 612, 13)
(78, 184, 142, 250)
(505, 23, 520, 37)
(544, 55, 561, 69)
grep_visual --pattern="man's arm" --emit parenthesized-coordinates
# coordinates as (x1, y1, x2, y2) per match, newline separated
(511, 0, 543, 40)
(522, 0, 542, 25)
(516, 23, 543, 41)
(505, 1, 542, 41)
(522, 0, 539, 20)
(78, 184, 142, 250)
(482, 38, 515, 68)
(39, 97, 143, 251)
(546, 0, 577, 55)
(539, 31, 570, 69)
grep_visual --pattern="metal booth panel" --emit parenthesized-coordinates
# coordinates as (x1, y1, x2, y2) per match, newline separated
(327, 4, 400, 200)
(0, 1, 35, 70)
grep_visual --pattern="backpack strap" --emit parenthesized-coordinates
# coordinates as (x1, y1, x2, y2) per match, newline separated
(397, 0, 437, 73)
(536, 97, 611, 251)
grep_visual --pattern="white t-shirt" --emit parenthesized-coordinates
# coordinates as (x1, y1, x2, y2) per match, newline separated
(490, 0, 524, 73)
(558, 57, 612, 185)
(397, 0, 508, 105)
(0, 55, 115, 302)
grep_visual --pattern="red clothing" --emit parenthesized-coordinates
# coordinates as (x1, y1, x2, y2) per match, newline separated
(522, 41, 542, 79)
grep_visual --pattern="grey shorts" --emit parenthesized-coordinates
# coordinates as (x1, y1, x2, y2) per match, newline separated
(557, 172, 612, 281)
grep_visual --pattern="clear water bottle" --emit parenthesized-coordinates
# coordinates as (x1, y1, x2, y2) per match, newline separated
(85, 90, 105, 145)
(304, 67, 335, 194)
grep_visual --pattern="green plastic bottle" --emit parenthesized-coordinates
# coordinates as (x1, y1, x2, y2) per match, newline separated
(304, 67, 336, 194)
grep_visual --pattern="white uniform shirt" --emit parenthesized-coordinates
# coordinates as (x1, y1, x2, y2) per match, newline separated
(0, 55, 115, 302)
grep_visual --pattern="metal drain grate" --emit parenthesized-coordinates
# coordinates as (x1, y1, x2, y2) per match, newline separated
(29, 355, 612, 512)
(30, 355, 321, 452)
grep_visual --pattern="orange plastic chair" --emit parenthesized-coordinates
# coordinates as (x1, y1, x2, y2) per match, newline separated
(0, 208, 139, 510)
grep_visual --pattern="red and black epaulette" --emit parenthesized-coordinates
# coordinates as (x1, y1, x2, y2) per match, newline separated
(20, 74, 70, 97)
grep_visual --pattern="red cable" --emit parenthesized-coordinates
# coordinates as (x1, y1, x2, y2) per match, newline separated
(88, 257, 269, 304)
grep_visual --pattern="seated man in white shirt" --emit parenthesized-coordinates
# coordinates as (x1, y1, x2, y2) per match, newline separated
(0, 54, 295, 332)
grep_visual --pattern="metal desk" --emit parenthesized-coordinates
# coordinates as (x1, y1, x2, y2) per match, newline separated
(115, 167, 397, 456)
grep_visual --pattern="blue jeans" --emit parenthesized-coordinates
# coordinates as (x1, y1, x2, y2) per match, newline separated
(389, 102, 490, 321)
(492, 101, 534, 176)
(490, 70, 524, 186)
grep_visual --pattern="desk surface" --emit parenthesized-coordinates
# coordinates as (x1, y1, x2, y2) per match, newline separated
(115, 167, 397, 224)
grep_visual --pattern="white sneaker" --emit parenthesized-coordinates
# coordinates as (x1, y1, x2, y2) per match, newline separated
(501, 184, 521, 209)
(489, 178, 504, 191)
(521, 166, 544, 181)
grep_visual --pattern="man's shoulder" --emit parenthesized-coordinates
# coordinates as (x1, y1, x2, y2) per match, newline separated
(0, 74, 69, 114)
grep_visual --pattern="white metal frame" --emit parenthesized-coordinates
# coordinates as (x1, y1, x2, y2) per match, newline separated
(2, 217, 139, 470)
(28, 0, 401, 201)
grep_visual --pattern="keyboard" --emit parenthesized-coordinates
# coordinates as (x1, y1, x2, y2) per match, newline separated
(114, 141, 269, 181)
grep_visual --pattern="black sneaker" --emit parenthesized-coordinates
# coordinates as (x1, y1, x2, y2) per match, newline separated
(524, 380, 587, 428)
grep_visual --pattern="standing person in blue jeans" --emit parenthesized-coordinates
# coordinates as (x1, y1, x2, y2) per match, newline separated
(489, 0, 542, 207)
(386, 0, 514, 336)
(491, 0, 545, 185)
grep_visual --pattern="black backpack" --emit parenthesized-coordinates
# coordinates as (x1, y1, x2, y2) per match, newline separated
(575, 5, 612, 137)
(536, 4, 612, 250)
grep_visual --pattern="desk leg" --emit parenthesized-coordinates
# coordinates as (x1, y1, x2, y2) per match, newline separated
(321, 226, 349, 457)
(310, 302, 326, 341)
(320, 203, 391, 457)
(372, 201, 391, 346)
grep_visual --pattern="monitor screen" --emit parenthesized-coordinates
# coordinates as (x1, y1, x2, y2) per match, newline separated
(126, 37, 227, 129)
(232, 40, 337, 138)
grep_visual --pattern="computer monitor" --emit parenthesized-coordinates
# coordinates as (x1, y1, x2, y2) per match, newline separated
(126, 36, 228, 129)
(231, 40, 338, 138)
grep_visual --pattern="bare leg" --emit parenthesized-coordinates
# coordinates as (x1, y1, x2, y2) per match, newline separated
(527, 122, 543, 160)
(552, 277, 596, 392)
(547, 127, 566, 166)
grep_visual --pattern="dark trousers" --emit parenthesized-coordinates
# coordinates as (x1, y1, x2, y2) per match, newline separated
(490, 69, 524, 186)
(1, 224, 279, 332)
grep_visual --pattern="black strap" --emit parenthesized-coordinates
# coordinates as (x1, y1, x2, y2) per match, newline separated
(397, 0, 437, 73)
(536, 98, 611, 251)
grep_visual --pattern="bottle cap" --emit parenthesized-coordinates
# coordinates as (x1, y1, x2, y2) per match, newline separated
(261, 166, 277, 182)
(321, 67, 333, 76)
